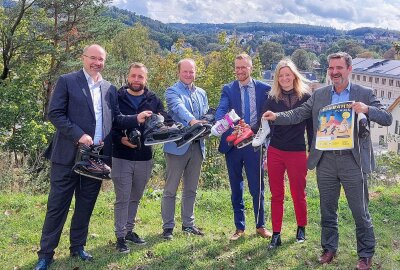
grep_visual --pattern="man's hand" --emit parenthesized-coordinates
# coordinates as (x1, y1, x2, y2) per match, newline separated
(262, 111, 277, 121)
(78, 134, 93, 146)
(137, 111, 152, 123)
(352, 102, 369, 114)
(189, 119, 207, 126)
(121, 136, 137, 149)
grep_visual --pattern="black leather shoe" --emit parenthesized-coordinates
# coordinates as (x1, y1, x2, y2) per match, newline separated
(268, 233, 282, 249)
(162, 228, 173, 240)
(34, 258, 53, 270)
(71, 249, 93, 261)
(296, 226, 306, 243)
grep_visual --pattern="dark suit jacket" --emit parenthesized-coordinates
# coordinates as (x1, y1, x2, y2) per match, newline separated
(275, 83, 392, 173)
(215, 79, 271, 154)
(46, 69, 138, 166)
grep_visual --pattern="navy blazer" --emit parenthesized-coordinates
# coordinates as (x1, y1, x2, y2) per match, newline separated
(46, 70, 138, 166)
(215, 79, 271, 154)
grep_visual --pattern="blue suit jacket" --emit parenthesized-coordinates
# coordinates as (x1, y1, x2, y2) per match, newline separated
(46, 69, 138, 166)
(215, 79, 271, 154)
(163, 81, 209, 158)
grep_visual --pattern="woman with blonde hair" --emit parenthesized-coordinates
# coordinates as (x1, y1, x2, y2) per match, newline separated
(262, 58, 313, 249)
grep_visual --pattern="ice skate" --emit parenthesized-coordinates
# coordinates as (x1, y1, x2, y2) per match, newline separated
(357, 112, 370, 139)
(128, 129, 141, 150)
(226, 120, 246, 146)
(211, 109, 240, 136)
(73, 144, 111, 181)
(233, 123, 254, 149)
(197, 108, 216, 140)
(175, 123, 207, 148)
(252, 118, 271, 149)
(143, 114, 183, 146)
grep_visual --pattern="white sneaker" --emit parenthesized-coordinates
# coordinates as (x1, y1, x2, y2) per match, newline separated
(211, 109, 240, 136)
(252, 118, 270, 147)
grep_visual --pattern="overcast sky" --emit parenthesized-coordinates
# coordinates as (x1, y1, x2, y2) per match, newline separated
(111, 0, 400, 31)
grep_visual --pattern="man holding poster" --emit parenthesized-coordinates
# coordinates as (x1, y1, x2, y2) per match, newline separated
(262, 52, 392, 270)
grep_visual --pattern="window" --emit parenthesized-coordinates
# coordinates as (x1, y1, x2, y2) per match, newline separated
(375, 77, 379, 84)
(388, 92, 392, 99)
(379, 135, 384, 145)
(382, 78, 386, 85)
(374, 89, 377, 96)
(356, 75, 360, 80)
(369, 77, 372, 82)
(396, 81, 400, 87)
(396, 120, 400, 135)
(352, 74, 355, 80)
(381, 90, 384, 97)
(363, 76, 366, 81)
(389, 79, 394, 86)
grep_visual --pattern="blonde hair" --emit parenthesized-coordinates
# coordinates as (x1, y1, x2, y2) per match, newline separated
(269, 58, 310, 101)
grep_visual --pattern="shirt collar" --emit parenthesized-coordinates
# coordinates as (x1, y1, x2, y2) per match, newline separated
(178, 80, 196, 92)
(239, 78, 254, 89)
(331, 82, 351, 94)
(83, 68, 103, 85)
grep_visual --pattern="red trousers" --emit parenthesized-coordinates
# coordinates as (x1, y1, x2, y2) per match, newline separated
(267, 146, 308, 232)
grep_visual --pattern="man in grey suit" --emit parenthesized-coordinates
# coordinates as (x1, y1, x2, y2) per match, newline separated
(263, 52, 392, 270)
(35, 44, 151, 270)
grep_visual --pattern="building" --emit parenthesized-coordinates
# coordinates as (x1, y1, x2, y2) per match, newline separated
(387, 97, 400, 154)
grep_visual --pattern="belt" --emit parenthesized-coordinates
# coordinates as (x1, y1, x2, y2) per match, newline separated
(326, 150, 352, 156)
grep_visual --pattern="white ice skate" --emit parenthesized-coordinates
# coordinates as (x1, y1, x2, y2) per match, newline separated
(252, 117, 271, 148)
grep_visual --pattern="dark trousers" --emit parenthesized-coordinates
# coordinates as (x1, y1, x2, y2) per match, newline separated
(316, 152, 375, 258)
(37, 163, 102, 259)
(225, 145, 265, 230)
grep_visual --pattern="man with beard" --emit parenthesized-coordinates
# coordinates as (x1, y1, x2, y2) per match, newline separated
(214, 53, 272, 241)
(263, 52, 392, 270)
(111, 62, 170, 253)
(35, 46, 151, 270)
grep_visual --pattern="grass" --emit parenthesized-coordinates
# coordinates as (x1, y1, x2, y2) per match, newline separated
(1, 172, 400, 270)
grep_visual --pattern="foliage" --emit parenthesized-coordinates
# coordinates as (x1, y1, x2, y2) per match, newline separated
(258, 41, 284, 70)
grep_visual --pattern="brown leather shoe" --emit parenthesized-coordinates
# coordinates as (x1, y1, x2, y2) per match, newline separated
(229, 230, 245, 241)
(318, 250, 336, 264)
(256, 227, 272, 238)
(356, 257, 372, 270)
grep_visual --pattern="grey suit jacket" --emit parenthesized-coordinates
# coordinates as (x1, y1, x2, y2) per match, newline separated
(274, 83, 392, 173)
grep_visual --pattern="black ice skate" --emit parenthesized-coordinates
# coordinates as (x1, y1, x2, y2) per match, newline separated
(73, 144, 111, 181)
(175, 123, 207, 148)
(128, 129, 142, 150)
(197, 108, 216, 140)
(143, 114, 183, 146)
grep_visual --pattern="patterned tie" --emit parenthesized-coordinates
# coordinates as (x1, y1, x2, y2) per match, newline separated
(243, 85, 250, 124)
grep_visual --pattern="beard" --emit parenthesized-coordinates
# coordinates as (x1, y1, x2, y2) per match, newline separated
(128, 82, 145, 92)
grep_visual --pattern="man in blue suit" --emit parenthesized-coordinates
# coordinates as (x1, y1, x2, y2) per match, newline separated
(161, 58, 209, 240)
(35, 44, 151, 270)
(215, 53, 272, 241)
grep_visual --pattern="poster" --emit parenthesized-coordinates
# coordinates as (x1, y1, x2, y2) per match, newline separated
(316, 101, 354, 150)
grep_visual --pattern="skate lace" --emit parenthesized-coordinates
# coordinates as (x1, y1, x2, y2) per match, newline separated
(254, 127, 264, 140)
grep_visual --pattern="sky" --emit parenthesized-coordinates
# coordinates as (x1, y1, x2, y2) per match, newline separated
(111, 0, 400, 31)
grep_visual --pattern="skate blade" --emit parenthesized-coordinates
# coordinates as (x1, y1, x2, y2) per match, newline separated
(144, 135, 183, 146)
(176, 126, 207, 148)
(73, 169, 111, 181)
(235, 137, 254, 149)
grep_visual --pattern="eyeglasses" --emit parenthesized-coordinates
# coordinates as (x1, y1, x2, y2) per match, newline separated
(235, 66, 250, 71)
(83, 54, 105, 62)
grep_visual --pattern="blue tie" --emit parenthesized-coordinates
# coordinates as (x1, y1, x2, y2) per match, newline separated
(243, 85, 250, 124)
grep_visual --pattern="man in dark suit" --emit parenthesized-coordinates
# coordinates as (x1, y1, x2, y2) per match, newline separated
(214, 53, 272, 241)
(34, 44, 151, 270)
(263, 52, 392, 270)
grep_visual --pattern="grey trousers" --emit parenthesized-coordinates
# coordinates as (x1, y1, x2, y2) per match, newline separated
(162, 142, 203, 229)
(316, 152, 375, 258)
(111, 157, 153, 238)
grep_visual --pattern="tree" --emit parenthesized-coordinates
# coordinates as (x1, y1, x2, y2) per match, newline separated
(291, 49, 312, 71)
(326, 39, 364, 58)
(258, 41, 284, 70)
